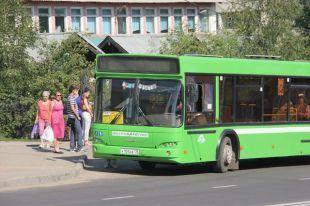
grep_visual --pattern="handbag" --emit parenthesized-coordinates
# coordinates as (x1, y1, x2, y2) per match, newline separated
(67, 118, 75, 126)
(30, 123, 39, 139)
(41, 126, 54, 142)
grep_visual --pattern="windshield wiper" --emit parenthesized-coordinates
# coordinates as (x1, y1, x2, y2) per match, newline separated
(110, 101, 129, 124)
(137, 107, 154, 126)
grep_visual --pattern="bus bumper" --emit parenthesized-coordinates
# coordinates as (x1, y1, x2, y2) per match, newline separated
(93, 143, 183, 164)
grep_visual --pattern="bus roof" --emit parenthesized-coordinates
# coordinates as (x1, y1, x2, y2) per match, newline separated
(96, 54, 310, 77)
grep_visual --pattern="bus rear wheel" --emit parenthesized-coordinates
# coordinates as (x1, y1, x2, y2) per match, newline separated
(214, 137, 238, 173)
(139, 161, 156, 171)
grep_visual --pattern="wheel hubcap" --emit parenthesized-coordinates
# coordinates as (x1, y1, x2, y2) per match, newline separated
(223, 144, 233, 165)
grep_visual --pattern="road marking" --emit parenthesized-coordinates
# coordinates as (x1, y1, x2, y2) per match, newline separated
(211, 185, 238, 189)
(102, 195, 135, 201)
(265, 200, 310, 206)
(299, 177, 310, 181)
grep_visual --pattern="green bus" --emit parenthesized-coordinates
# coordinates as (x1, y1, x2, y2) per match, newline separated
(92, 54, 310, 172)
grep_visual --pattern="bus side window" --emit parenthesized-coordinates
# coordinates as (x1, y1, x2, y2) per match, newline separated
(186, 84, 199, 112)
(186, 75, 215, 126)
(290, 78, 310, 122)
(219, 76, 233, 123)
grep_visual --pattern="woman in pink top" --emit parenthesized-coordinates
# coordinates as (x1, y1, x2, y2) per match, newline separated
(51, 91, 65, 153)
(35, 91, 52, 148)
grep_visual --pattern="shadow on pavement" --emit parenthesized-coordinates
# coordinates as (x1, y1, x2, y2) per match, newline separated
(27, 144, 53, 153)
(24, 141, 310, 176)
(25, 143, 88, 159)
(83, 156, 310, 176)
(84, 158, 215, 176)
(25, 144, 40, 148)
(53, 156, 86, 164)
(240, 156, 310, 170)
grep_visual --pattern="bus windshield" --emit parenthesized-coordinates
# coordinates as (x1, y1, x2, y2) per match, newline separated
(95, 78, 182, 127)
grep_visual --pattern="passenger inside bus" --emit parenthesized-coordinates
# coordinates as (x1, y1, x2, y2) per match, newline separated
(273, 101, 296, 121)
(176, 94, 183, 115)
(296, 94, 310, 121)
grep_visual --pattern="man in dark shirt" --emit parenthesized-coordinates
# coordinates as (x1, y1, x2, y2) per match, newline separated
(75, 94, 83, 127)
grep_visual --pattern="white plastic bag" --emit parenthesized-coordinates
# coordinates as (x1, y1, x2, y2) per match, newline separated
(41, 126, 54, 142)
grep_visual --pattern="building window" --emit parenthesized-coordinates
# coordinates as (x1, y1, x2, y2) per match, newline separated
(87, 8, 97, 33)
(145, 9, 155, 34)
(199, 9, 209, 32)
(71, 8, 81, 32)
(38, 8, 49, 33)
(160, 9, 169, 33)
(132, 9, 141, 34)
(186, 8, 195, 32)
(102, 8, 112, 35)
(117, 8, 127, 34)
(173, 8, 182, 32)
(26, 7, 33, 16)
(55, 8, 66, 32)
(186, 75, 215, 126)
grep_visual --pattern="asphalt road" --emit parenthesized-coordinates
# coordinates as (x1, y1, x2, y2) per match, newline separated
(1, 157, 310, 206)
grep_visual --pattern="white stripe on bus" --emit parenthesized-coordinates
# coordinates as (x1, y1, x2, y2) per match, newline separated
(235, 127, 310, 135)
(211, 185, 238, 189)
(265, 200, 310, 206)
(102, 195, 135, 201)
(299, 177, 310, 181)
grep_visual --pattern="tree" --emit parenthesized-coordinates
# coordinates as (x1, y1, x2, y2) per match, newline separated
(0, 1, 96, 138)
(160, 31, 241, 57)
(296, 0, 310, 33)
(0, 0, 37, 137)
(160, 0, 309, 60)
(0, 0, 37, 75)
(33, 34, 95, 98)
(1, 33, 95, 138)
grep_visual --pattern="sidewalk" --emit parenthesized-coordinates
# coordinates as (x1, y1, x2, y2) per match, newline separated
(0, 141, 89, 190)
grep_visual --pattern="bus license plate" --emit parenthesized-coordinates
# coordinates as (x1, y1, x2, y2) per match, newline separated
(120, 148, 139, 156)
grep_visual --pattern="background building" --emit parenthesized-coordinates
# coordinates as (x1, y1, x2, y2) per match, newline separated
(24, 0, 226, 53)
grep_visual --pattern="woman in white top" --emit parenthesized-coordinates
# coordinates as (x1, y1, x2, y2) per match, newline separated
(81, 88, 93, 147)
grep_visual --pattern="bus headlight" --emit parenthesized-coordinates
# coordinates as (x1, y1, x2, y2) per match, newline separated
(94, 138, 104, 144)
(160, 142, 178, 148)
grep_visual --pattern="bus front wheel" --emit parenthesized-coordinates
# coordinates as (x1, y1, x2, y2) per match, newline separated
(139, 161, 156, 171)
(214, 137, 238, 173)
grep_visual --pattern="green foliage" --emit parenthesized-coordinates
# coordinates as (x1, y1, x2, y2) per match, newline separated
(0, 0, 37, 137)
(34, 34, 94, 97)
(0, 12, 94, 137)
(0, 0, 36, 71)
(161, 31, 242, 57)
(161, 32, 205, 55)
(296, 0, 310, 33)
(160, 0, 309, 60)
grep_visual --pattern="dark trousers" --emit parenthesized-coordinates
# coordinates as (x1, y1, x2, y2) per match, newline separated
(68, 118, 83, 150)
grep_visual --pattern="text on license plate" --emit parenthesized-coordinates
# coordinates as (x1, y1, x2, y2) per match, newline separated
(120, 148, 140, 156)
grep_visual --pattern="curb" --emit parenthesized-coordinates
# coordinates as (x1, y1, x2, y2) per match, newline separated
(77, 154, 88, 168)
(0, 155, 88, 190)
